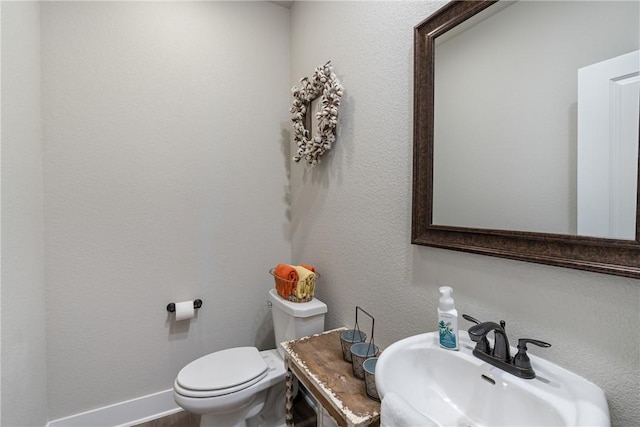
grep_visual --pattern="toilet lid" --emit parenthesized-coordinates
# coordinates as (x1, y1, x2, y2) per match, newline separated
(176, 347, 268, 393)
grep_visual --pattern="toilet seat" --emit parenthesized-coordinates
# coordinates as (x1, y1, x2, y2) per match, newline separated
(175, 347, 269, 398)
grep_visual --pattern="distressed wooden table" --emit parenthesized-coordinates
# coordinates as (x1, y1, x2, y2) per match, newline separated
(281, 327, 380, 427)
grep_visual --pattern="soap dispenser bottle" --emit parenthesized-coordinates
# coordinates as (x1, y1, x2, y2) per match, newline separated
(438, 286, 459, 350)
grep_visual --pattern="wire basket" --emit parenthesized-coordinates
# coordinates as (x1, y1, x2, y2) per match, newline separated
(269, 268, 318, 303)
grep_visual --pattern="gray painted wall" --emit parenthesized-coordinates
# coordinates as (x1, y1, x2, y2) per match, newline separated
(1, 2, 49, 425)
(3, 1, 291, 421)
(290, 2, 639, 425)
(40, 1, 291, 418)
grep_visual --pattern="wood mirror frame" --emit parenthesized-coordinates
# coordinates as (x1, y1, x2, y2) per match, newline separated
(411, 0, 640, 279)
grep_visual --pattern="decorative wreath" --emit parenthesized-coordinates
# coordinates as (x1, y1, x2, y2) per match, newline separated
(290, 61, 343, 166)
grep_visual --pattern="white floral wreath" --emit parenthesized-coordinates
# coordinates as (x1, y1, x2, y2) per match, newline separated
(290, 61, 343, 166)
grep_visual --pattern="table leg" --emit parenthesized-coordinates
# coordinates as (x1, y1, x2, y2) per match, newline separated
(285, 357, 294, 426)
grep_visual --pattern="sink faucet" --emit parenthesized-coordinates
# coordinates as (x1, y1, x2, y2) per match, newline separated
(464, 315, 551, 379)
(468, 320, 511, 361)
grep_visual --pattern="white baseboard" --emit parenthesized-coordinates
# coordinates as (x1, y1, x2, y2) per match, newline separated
(46, 389, 182, 427)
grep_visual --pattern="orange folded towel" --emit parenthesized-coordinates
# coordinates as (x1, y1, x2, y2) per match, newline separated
(275, 263, 298, 281)
(300, 264, 316, 273)
(274, 263, 298, 297)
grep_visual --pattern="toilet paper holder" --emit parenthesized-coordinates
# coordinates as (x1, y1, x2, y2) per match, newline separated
(166, 299, 203, 313)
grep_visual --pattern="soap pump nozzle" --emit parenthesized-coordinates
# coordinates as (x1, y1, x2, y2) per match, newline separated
(439, 286, 455, 311)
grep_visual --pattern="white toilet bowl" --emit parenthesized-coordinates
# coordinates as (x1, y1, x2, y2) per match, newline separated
(173, 348, 286, 427)
(173, 289, 327, 427)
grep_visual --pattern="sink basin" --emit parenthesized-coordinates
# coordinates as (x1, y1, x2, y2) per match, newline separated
(376, 331, 610, 426)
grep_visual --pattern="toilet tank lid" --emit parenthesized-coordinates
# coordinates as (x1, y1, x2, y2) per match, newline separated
(268, 288, 327, 317)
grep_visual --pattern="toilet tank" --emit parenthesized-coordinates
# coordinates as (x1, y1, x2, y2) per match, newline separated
(268, 288, 327, 358)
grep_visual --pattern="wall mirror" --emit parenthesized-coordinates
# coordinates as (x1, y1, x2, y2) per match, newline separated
(412, 0, 640, 278)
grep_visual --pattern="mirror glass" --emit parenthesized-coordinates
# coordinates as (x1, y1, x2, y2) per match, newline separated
(431, 1, 639, 240)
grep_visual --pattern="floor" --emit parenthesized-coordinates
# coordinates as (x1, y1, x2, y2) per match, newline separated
(133, 393, 316, 427)
(133, 411, 200, 427)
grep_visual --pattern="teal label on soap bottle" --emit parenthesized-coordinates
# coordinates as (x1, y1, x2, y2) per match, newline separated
(439, 320, 457, 349)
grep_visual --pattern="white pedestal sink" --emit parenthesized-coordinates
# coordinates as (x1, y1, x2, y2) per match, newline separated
(375, 331, 610, 427)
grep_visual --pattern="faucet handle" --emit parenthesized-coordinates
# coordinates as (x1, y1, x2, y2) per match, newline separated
(462, 314, 482, 324)
(518, 338, 551, 349)
(463, 314, 491, 354)
(514, 338, 552, 374)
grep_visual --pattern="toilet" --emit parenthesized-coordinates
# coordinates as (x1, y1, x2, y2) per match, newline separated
(173, 288, 327, 427)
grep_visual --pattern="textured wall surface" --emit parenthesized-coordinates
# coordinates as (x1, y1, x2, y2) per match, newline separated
(289, 2, 639, 425)
(40, 2, 290, 419)
(1, 2, 49, 425)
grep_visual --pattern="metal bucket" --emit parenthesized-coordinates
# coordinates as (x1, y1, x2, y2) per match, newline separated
(350, 342, 379, 379)
(362, 357, 379, 401)
(340, 329, 367, 362)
